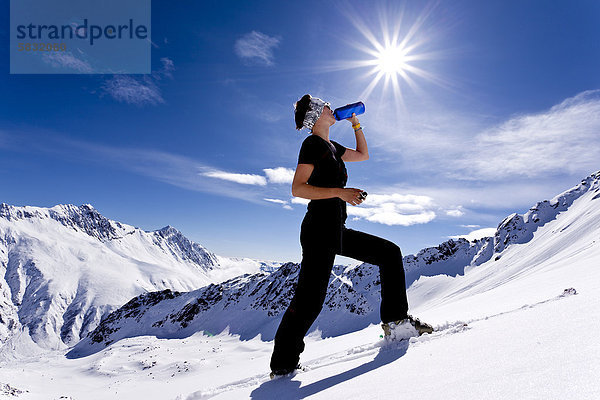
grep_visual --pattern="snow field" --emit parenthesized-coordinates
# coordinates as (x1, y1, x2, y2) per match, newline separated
(1, 173, 599, 399)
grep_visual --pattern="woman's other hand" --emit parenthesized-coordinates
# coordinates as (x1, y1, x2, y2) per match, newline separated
(338, 187, 365, 206)
(346, 112, 359, 126)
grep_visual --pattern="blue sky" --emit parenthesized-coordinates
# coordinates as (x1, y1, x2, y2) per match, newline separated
(2, 0, 600, 263)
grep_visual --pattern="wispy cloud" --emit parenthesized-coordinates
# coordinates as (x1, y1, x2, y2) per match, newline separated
(201, 169, 268, 185)
(455, 90, 600, 179)
(264, 198, 287, 205)
(200, 166, 295, 186)
(234, 31, 281, 66)
(264, 167, 294, 184)
(1, 125, 461, 228)
(42, 51, 93, 73)
(155, 57, 175, 80)
(264, 198, 293, 210)
(69, 144, 264, 202)
(371, 90, 600, 182)
(355, 89, 600, 226)
(102, 76, 164, 106)
(101, 57, 175, 106)
(0, 129, 273, 204)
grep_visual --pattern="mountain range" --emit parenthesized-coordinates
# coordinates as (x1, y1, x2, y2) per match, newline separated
(0, 203, 280, 353)
(58, 171, 599, 357)
(1, 171, 598, 357)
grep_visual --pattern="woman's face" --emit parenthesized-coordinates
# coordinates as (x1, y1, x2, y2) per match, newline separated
(317, 105, 336, 127)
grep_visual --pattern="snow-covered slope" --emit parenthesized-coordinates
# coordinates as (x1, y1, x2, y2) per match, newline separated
(0, 203, 268, 352)
(1, 171, 598, 400)
(69, 171, 600, 360)
(410, 171, 600, 322)
(405, 172, 600, 282)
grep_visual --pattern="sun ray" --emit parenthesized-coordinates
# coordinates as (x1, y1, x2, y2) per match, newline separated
(335, 2, 445, 105)
(340, 8, 385, 54)
(359, 70, 386, 101)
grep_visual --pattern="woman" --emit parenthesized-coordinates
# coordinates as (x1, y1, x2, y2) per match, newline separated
(270, 94, 433, 378)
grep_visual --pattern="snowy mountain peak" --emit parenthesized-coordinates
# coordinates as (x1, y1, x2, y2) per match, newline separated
(157, 225, 178, 234)
(152, 225, 218, 268)
(402, 171, 600, 281)
(0, 203, 226, 350)
(494, 169, 600, 254)
(0, 203, 129, 241)
(403, 238, 488, 285)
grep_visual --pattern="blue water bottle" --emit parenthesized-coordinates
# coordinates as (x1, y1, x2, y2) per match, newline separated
(333, 101, 365, 121)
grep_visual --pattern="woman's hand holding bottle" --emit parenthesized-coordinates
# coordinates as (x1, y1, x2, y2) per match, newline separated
(346, 112, 359, 127)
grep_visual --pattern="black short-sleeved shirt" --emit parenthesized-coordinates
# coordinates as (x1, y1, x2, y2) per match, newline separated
(298, 135, 348, 188)
(297, 134, 348, 252)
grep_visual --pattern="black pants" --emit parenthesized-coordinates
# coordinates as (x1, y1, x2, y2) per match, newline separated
(270, 226, 409, 372)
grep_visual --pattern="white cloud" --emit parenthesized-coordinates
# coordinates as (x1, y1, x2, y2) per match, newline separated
(376, 180, 567, 213)
(449, 227, 496, 242)
(367, 85, 600, 214)
(366, 193, 434, 207)
(264, 198, 293, 210)
(234, 31, 280, 66)
(446, 208, 465, 217)
(291, 197, 310, 205)
(367, 210, 436, 226)
(356, 91, 600, 229)
(371, 90, 600, 182)
(42, 51, 93, 73)
(264, 167, 294, 184)
(461, 224, 480, 229)
(455, 90, 600, 179)
(347, 193, 437, 226)
(201, 167, 295, 186)
(102, 76, 164, 106)
(264, 198, 286, 204)
(201, 169, 267, 185)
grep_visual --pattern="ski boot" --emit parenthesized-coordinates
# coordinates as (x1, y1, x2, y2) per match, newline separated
(381, 315, 434, 341)
(269, 363, 304, 379)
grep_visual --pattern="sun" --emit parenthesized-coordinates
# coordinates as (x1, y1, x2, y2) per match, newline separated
(376, 45, 409, 75)
(326, 3, 446, 107)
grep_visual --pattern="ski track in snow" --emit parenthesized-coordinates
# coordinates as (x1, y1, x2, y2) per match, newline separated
(187, 288, 577, 400)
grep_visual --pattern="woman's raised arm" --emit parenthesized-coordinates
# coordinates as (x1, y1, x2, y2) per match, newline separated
(341, 113, 369, 162)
